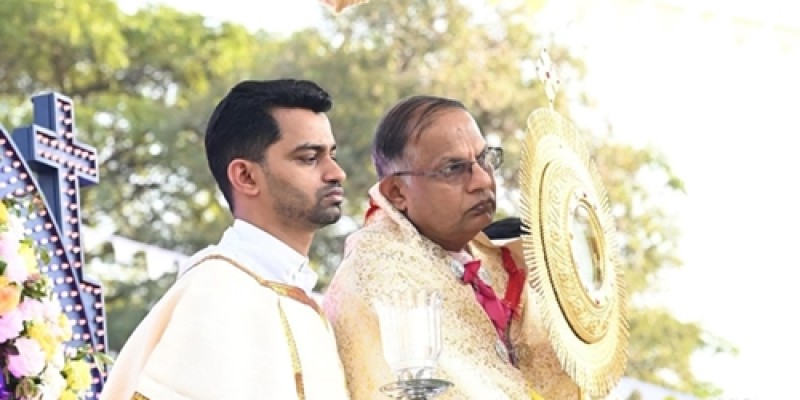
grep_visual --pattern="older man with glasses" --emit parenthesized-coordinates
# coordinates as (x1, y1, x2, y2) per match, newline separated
(323, 95, 581, 399)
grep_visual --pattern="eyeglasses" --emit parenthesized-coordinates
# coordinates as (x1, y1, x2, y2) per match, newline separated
(391, 147, 503, 184)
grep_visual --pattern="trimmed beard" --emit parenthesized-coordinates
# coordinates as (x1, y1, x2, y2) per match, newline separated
(265, 169, 342, 229)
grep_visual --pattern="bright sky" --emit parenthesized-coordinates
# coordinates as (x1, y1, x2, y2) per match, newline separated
(119, 0, 798, 397)
(552, 1, 800, 399)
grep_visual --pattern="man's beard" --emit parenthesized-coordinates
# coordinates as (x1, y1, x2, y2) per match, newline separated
(266, 173, 343, 228)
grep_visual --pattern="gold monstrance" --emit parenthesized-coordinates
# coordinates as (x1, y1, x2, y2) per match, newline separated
(519, 48, 629, 397)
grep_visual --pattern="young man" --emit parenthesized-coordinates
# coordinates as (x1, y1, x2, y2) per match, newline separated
(323, 95, 581, 399)
(101, 79, 350, 400)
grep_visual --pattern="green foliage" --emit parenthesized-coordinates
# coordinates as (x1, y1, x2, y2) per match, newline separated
(103, 269, 177, 353)
(626, 307, 725, 397)
(0, 0, 730, 395)
(590, 140, 729, 395)
(592, 141, 685, 293)
(88, 248, 178, 354)
(0, 0, 260, 253)
(627, 390, 643, 400)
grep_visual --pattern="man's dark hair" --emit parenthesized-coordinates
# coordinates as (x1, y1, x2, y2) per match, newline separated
(205, 79, 332, 211)
(372, 95, 466, 178)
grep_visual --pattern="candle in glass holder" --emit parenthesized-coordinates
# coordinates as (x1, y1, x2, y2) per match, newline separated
(375, 288, 443, 381)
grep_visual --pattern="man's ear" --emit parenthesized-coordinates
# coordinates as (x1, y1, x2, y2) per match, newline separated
(227, 159, 260, 198)
(379, 177, 408, 212)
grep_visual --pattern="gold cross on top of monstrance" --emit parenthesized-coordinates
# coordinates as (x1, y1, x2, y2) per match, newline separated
(535, 48, 561, 108)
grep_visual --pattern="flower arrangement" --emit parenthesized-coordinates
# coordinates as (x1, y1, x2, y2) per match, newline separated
(0, 198, 101, 400)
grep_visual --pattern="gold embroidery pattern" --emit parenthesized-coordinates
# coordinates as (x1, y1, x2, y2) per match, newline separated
(131, 392, 149, 400)
(519, 107, 628, 397)
(187, 254, 326, 324)
(324, 185, 581, 400)
(279, 298, 305, 400)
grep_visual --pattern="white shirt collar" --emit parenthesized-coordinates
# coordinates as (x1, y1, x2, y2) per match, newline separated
(181, 219, 318, 294)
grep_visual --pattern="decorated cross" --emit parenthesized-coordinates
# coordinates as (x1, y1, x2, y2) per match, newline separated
(13, 93, 100, 238)
(1, 92, 107, 397)
(535, 48, 561, 108)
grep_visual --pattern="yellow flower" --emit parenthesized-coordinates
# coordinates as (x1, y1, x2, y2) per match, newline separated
(28, 321, 59, 360)
(0, 276, 22, 314)
(18, 241, 39, 274)
(64, 359, 92, 391)
(58, 313, 73, 341)
(59, 390, 79, 400)
(0, 201, 8, 225)
(530, 390, 545, 400)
